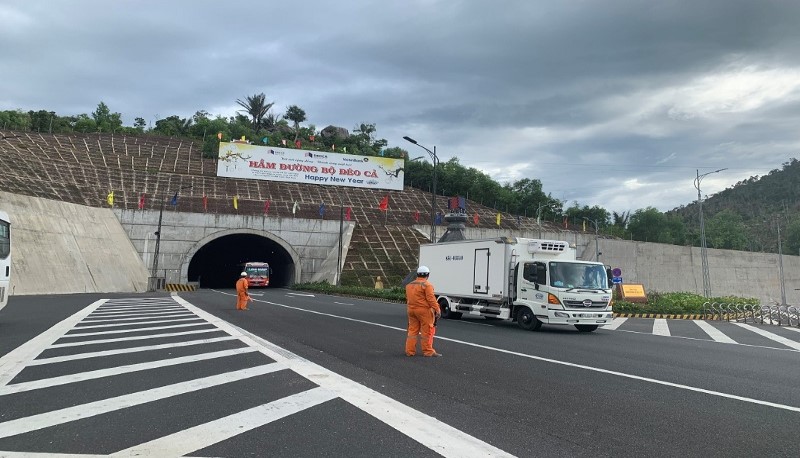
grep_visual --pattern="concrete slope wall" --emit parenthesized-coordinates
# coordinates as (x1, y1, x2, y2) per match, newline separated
(1, 192, 149, 295)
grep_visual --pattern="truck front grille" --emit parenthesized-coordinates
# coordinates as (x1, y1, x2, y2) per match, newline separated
(563, 300, 606, 308)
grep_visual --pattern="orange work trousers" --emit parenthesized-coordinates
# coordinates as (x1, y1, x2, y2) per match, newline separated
(406, 307, 436, 356)
(236, 294, 249, 310)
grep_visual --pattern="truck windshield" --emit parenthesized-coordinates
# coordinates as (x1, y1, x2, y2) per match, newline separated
(549, 262, 607, 289)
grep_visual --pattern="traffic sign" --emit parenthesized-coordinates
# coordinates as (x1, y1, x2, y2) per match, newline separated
(612, 277, 622, 284)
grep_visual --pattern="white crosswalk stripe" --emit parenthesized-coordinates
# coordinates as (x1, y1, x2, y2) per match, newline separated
(652, 319, 670, 336)
(732, 323, 800, 351)
(694, 320, 737, 343)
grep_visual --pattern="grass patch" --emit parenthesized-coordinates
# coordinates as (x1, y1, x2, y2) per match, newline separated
(292, 281, 406, 302)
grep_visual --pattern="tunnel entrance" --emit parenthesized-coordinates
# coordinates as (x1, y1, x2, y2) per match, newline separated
(187, 233, 295, 288)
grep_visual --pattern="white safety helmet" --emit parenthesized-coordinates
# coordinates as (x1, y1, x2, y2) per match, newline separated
(417, 266, 430, 275)
(240, 271, 248, 276)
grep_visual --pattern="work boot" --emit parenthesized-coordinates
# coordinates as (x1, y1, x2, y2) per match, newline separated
(424, 352, 442, 357)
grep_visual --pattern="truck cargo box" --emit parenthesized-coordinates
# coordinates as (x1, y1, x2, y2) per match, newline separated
(419, 239, 512, 303)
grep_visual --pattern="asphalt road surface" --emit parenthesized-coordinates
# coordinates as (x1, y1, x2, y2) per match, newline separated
(0, 289, 798, 457)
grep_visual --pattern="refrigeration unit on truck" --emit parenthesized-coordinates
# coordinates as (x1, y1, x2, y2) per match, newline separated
(418, 237, 614, 332)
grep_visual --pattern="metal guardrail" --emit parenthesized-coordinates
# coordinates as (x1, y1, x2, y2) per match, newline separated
(702, 301, 799, 326)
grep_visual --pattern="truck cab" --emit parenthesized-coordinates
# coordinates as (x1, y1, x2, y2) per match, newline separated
(515, 257, 613, 332)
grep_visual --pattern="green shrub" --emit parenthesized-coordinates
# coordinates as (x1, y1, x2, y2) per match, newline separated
(613, 291, 758, 314)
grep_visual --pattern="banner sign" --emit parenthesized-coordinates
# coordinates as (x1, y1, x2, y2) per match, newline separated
(216, 142, 404, 191)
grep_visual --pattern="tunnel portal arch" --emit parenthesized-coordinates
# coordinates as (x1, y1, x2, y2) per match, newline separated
(182, 229, 300, 288)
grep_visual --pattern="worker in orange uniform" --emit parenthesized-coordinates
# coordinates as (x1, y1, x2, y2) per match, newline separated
(236, 271, 252, 310)
(405, 266, 442, 357)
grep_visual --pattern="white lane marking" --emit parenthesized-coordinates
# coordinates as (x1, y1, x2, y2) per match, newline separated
(176, 296, 515, 458)
(0, 364, 285, 439)
(334, 301, 354, 305)
(29, 336, 239, 365)
(73, 317, 203, 330)
(62, 322, 211, 337)
(91, 306, 183, 316)
(785, 327, 800, 334)
(113, 387, 337, 457)
(460, 320, 494, 327)
(0, 348, 258, 395)
(603, 317, 627, 330)
(652, 319, 670, 336)
(693, 320, 737, 343)
(84, 310, 193, 320)
(77, 313, 194, 324)
(214, 293, 800, 414)
(614, 328, 799, 352)
(0, 300, 106, 386)
(0, 452, 109, 457)
(49, 328, 223, 348)
(286, 292, 315, 297)
(732, 323, 800, 351)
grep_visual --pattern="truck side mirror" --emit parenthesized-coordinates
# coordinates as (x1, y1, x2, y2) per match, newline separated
(606, 267, 613, 283)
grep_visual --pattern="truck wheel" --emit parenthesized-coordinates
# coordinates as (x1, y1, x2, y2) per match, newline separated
(516, 307, 542, 331)
(440, 299, 461, 320)
(575, 325, 598, 332)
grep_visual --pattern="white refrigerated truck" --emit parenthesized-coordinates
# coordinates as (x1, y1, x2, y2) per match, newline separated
(418, 236, 613, 332)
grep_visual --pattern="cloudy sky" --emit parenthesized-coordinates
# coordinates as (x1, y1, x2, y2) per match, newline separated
(3, 0, 799, 214)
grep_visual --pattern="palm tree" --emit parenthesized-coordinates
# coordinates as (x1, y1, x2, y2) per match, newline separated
(284, 105, 306, 142)
(236, 93, 274, 134)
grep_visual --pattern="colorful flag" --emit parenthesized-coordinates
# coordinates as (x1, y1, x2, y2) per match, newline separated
(473, 212, 479, 225)
(496, 213, 501, 226)
(282, 139, 287, 146)
(106, 191, 114, 207)
(582, 219, 587, 232)
(435, 212, 443, 225)
(378, 195, 389, 211)
(332, 144, 335, 151)
(170, 192, 178, 206)
(203, 195, 208, 212)
(138, 193, 145, 210)
(343, 146, 347, 153)
(345, 207, 352, 221)
(233, 195, 238, 210)
(319, 202, 326, 218)
(309, 135, 315, 142)
(413, 210, 420, 222)
(262, 136, 269, 144)
(264, 200, 271, 214)
(241, 135, 246, 142)
(292, 201, 299, 216)
(217, 132, 222, 140)
(295, 140, 301, 148)
(563, 216, 568, 228)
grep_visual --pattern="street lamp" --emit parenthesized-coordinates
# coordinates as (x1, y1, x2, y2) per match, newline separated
(403, 136, 438, 243)
(151, 185, 193, 290)
(536, 203, 555, 238)
(694, 168, 727, 298)
(774, 218, 787, 306)
(582, 217, 601, 261)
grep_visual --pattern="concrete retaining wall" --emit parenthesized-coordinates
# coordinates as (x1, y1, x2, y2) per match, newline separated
(416, 225, 799, 305)
(0, 192, 149, 295)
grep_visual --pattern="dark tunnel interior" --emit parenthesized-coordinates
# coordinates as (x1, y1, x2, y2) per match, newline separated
(187, 234, 294, 288)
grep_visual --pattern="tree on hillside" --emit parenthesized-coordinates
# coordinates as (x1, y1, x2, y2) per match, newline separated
(284, 105, 306, 142)
(236, 93, 274, 135)
(92, 102, 123, 133)
(705, 209, 748, 250)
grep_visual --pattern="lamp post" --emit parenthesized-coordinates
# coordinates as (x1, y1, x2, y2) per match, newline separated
(403, 136, 438, 243)
(694, 168, 727, 298)
(151, 185, 193, 290)
(536, 203, 555, 238)
(582, 217, 601, 261)
(775, 218, 787, 306)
